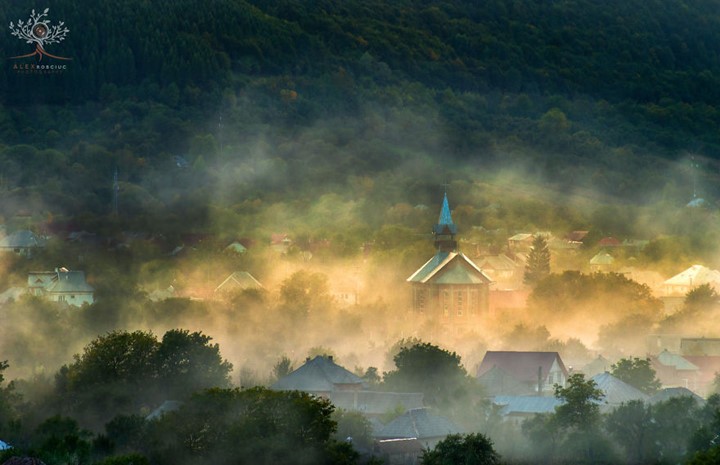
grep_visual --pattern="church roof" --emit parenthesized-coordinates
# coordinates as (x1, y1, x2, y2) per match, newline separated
(406, 252, 492, 284)
(432, 193, 457, 235)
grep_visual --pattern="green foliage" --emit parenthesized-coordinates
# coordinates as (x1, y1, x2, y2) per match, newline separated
(604, 400, 656, 463)
(272, 356, 294, 381)
(55, 329, 232, 428)
(382, 342, 469, 409)
(524, 235, 550, 285)
(685, 283, 720, 310)
(421, 433, 500, 465)
(147, 387, 354, 465)
(554, 373, 604, 431)
(332, 410, 373, 450)
(610, 357, 662, 395)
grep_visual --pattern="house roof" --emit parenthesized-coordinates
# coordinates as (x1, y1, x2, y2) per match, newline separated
(0, 440, 10, 450)
(271, 356, 364, 392)
(375, 438, 425, 455)
(580, 355, 612, 377)
(566, 231, 589, 242)
(493, 395, 564, 415)
(664, 265, 720, 287)
(598, 237, 622, 247)
(590, 372, 648, 405)
(0, 230, 45, 248)
(475, 254, 517, 271)
(509, 233, 533, 242)
(214, 271, 263, 293)
(45, 271, 94, 294)
(328, 391, 424, 415)
(407, 252, 492, 284)
(2, 458, 46, 465)
(476, 351, 568, 384)
(375, 408, 461, 440)
(225, 242, 247, 253)
(146, 400, 183, 420)
(649, 387, 705, 405)
(590, 252, 614, 266)
(655, 350, 699, 371)
(477, 365, 535, 396)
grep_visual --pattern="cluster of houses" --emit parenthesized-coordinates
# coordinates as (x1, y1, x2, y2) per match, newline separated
(253, 349, 706, 464)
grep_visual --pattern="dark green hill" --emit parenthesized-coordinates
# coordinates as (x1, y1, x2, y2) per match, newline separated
(0, 0, 719, 231)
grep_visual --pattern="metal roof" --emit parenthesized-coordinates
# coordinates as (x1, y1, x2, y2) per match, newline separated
(271, 356, 365, 392)
(649, 387, 704, 405)
(375, 408, 461, 440)
(590, 372, 648, 405)
(664, 265, 720, 286)
(493, 395, 563, 415)
(45, 271, 94, 293)
(214, 271, 262, 292)
(407, 252, 492, 284)
(0, 230, 44, 248)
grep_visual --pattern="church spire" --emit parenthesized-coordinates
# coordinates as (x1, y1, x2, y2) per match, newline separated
(433, 192, 458, 252)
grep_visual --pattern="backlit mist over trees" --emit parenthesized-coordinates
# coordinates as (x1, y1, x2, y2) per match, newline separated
(3, 0, 720, 464)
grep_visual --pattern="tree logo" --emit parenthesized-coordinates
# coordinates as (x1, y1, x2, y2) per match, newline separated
(9, 8, 71, 61)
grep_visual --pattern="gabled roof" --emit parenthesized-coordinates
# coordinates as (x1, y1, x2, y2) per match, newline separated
(598, 237, 622, 247)
(580, 355, 612, 377)
(590, 252, 614, 266)
(214, 271, 262, 293)
(45, 271, 94, 293)
(590, 372, 648, 405)
(476, 351, 568, 384)
(375, 408, 461, 440)
(566, 231, 589, 242)
(0, 230, 45, 248)
(493, 395, 564, 415)
(655, 350, 699, 371)
(475, 254, 517, 271)
(664, 265, 720, 287)
(271, 356, 364, 392)
(407, 252, 492, 284)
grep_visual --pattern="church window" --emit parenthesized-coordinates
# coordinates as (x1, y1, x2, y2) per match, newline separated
(443, 290, 450, 316)
(469, 290, 478, 315)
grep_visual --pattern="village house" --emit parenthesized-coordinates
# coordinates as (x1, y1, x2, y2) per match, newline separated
(476, 351, 569, 396)
(272, 355, 423, 417)
(27, 268, 94, 307)
(0, 230, 46, 256)
(214, 271, 263, 295)
(407, 193, 492, 331)
(590, 372, 648, 410)
(662, 265, 720, 297)
(492, 395, 563, 425)
(373, 408, 461, 451)
(589, 252, 615, 272)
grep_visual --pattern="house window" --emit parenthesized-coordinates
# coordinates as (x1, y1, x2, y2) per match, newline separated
(71, 295, 75, 299)
(58, 295, 66, 302)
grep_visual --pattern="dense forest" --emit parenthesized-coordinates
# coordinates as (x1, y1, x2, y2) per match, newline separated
(2, 0, 720, 233)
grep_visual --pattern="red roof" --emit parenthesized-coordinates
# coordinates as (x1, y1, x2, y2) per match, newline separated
(598, 237, 621, 247)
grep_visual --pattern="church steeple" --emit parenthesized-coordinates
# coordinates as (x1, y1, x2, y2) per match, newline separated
(433, 192, 458, 252)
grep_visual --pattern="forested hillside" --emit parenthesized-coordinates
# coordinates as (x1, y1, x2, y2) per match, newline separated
(1, 0, 720, 233)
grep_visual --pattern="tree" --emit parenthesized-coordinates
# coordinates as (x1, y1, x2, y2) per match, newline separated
(146, 387, 356, 465)
(554, 373, 604, 431)
(610, 357, 661, 395)
(0, 361, 20, 437)
(383, 342, 470, 409)
(55, 329, 232, 428)
(604, 400, 656, 463)
(523, 235, 550, 285)
(421, 433, 500, 465)
(272, 356, 294, 381)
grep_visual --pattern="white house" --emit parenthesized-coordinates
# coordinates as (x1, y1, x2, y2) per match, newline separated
(28, 268, 94, 307)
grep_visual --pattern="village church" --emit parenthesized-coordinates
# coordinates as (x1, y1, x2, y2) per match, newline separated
(407, 193, 492, 330)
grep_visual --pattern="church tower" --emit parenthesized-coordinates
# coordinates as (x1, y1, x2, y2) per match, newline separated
(407, 193, 492, 330)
